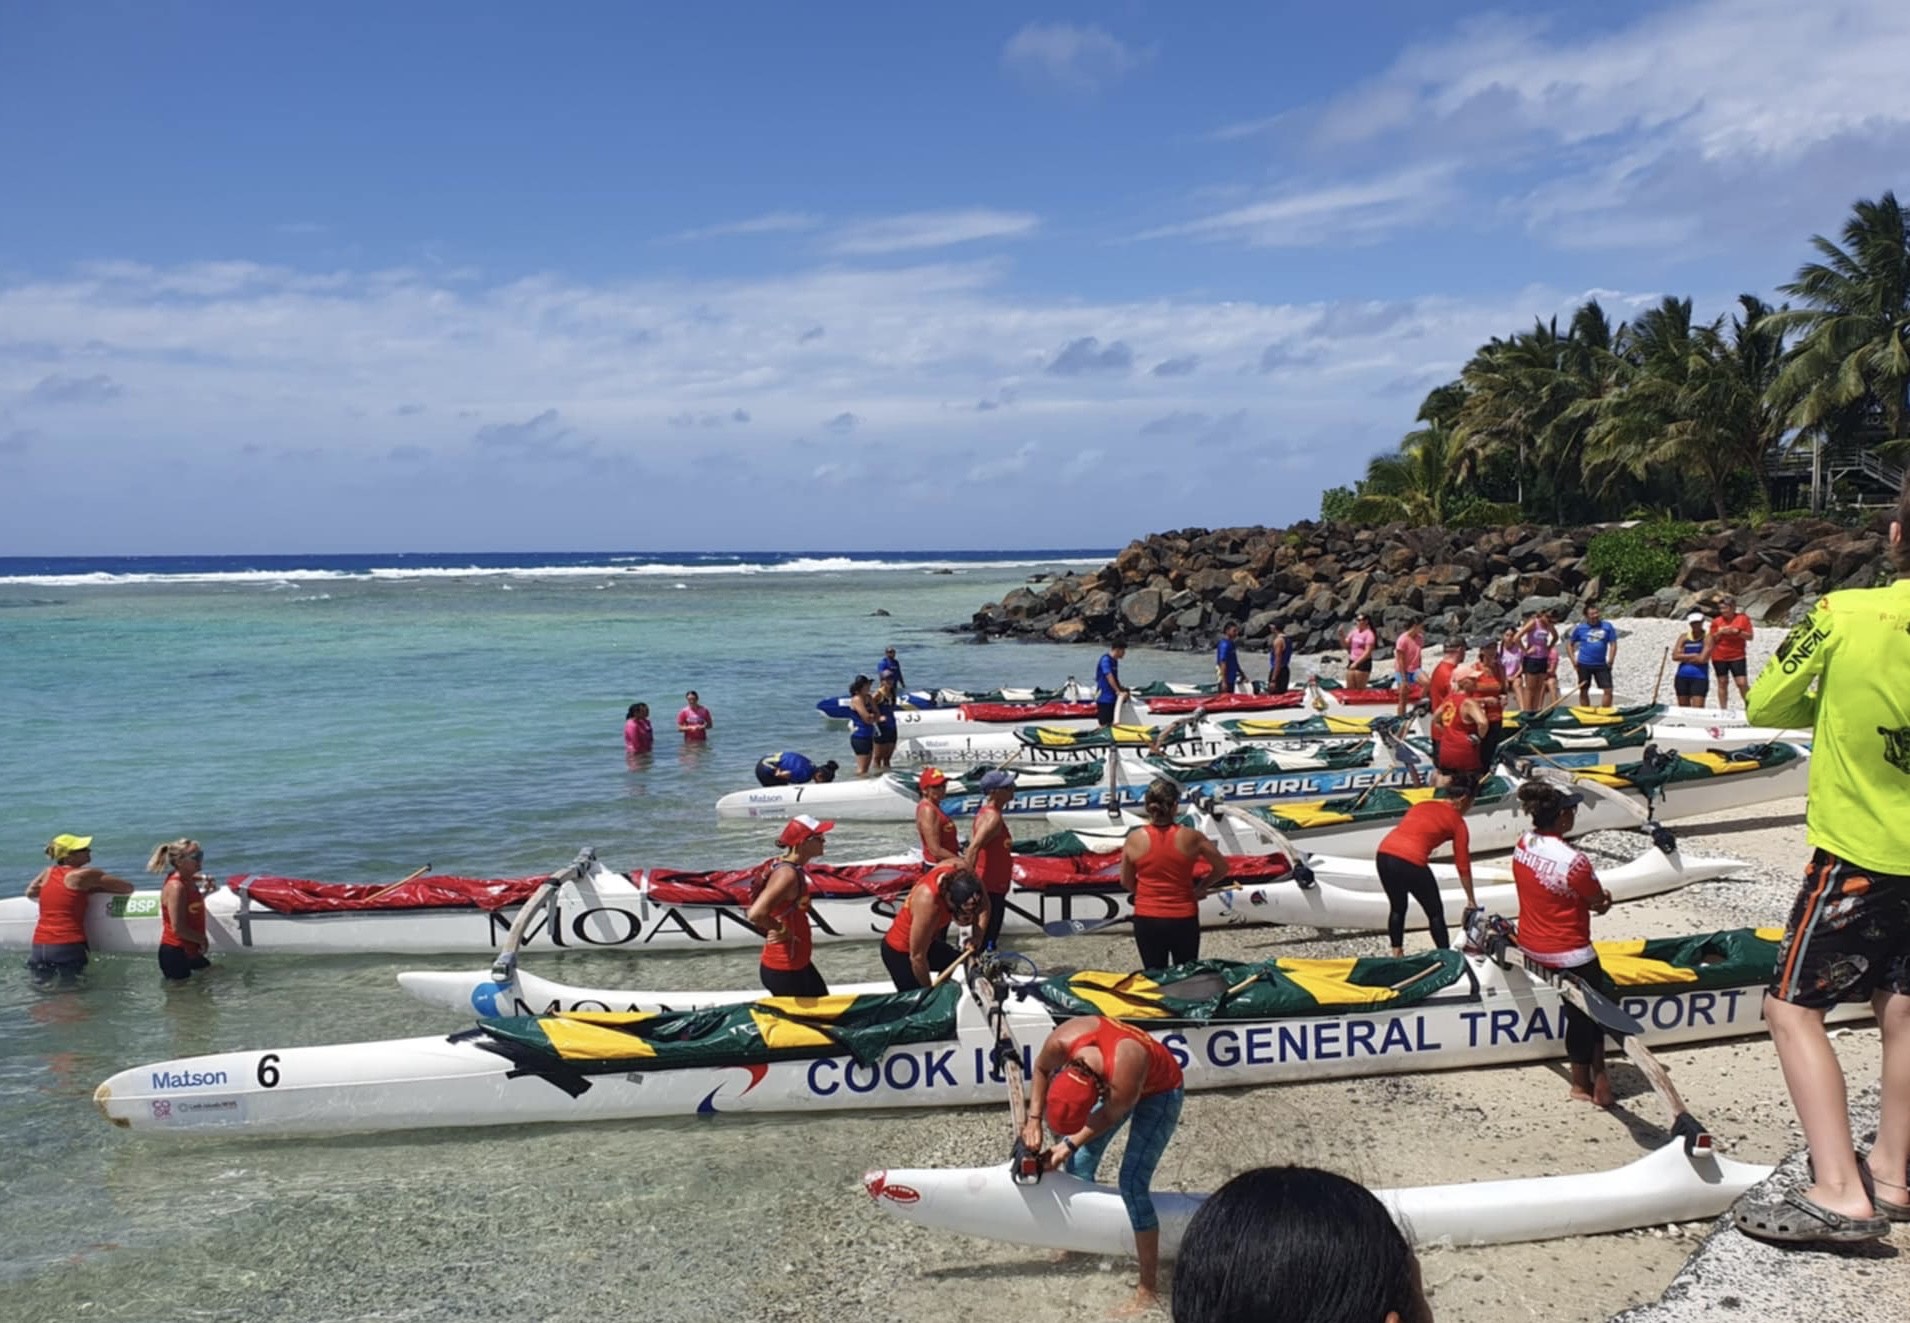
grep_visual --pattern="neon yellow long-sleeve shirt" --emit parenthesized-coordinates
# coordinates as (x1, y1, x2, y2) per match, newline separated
(1746, 577, 1910, 874)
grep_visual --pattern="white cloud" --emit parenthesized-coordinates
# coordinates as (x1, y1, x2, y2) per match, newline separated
(1138, 163, 1461, 249)
(823, 209, 1040, 256)
(1001, 22, 1147, 95)
(658, 211, 823, 244)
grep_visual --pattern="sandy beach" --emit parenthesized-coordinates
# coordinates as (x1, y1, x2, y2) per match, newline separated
(824, 614, 1905, 1323)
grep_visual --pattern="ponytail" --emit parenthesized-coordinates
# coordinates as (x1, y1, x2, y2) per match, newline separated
(146, 838, 201, 875)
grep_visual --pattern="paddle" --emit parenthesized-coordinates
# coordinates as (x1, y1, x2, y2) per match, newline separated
(364, 864, 432, 905)
(1520, 955, 1644, 1037)
(1038, 886, 1243, 939)
(969, 956, 1041, 1182)
(1648, 645, 1672, 708)
(1147, 704, 1209, 756)
(929, 947, 975, 989)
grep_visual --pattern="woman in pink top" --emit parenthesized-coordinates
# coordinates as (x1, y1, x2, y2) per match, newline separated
(676, 691, 713, 742)
(623, 702, 654, 758)
(1344, 613, 1377, 688)
(1392, 621, 1424, 717)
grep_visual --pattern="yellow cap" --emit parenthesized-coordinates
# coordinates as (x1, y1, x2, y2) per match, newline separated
(49, 833, 94, 861)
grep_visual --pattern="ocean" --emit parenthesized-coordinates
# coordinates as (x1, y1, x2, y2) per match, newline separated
(0, 547, 1238, 1323)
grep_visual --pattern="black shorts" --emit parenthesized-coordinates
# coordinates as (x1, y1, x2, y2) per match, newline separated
(880, 938, 960, 991)
(1673, 673, 1708, 699)
(1575, 664, 1612, 690)
(159, 944, 213, 981)
(759, 962, 829, 998)
(1095, 701, 1117, 727)
(1132, 915, 1201, 970)
(1769, 850, 1910, 1010)
(849, 733, 874, 755)
(27, 942, 88, 982)
(1712, 657, 1748, 679)
(874, 723, 897, 746)
(1521, 657, 1550, 676)
(755, 759, 782, 787)
(1268, 668, 1290, 695)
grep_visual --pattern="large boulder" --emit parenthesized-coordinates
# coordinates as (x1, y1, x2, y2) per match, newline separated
(1673, 548, 1726, 589)
(999, 586, 1045, 620)
(1739, 585, 1801, 624)
(1119, 588, 1164, 630)
(1782, 547, 1833, 580)
(1044, 619, 1088, 643)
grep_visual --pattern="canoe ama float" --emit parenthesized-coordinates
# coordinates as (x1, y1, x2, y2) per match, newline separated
(95, 929, 1838, 1136)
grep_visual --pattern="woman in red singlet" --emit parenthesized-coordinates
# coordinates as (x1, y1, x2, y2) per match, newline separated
(1024, 1015, 1186, 1315)
(744, 815, 835, 997)
(914, 767, 961, 863)
(150, 838, 215, 982)
(880, 863, 985, 990)
(962, 769, 1017, 949)
(1432, 677, 1489, 778)
(1120, 778, 1230, 969)
(24, 833, 136, 984)
(1374, 775, 1479, 955)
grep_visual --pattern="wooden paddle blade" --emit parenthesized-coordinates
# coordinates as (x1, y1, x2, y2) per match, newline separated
(1523, 955, 1646, 1037)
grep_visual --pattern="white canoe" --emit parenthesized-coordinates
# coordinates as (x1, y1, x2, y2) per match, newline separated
(713, 754, 1162, 823)
(96, 940, 1821, 1136)
(863, 1139, 1772, 1256)
(393, 842, 1735, 1018)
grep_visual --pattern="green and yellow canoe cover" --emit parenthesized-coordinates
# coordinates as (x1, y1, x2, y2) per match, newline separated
(1032, 952, 1464, 1021)
(475, 982, 963, 1074)
(1146, 741, 1375, 781)
(1594, 927, 1784, 989)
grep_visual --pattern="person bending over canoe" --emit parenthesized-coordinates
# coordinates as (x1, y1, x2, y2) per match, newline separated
(745, 815, 835, 997)
(1732, 480, 1910, 1247)
(1430, 676, 1489, 781)
(1024, 1015, 1186, 1316)
(1172, 1165, 1434, 1323)
(1121, 778, 1230, 969)
(914, 767, 961, 863)
(24, 834, 136, 984)
(880, 862, 986, 990)
(753, 751, 839, 786)
(150, 838, 215, 983)
(1374, 774, 1479, 956)
(1511, 782, 1615, 1106)
(963, 769, 1017, 949)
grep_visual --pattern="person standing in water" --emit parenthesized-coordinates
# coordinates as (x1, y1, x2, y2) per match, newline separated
(24, 835, 136, 984)
(876, 645, 904, 691)
(151, 839, 215, 982)
(623, 702, 654, 757)
(870, 676, 900, 772)
(677, 691, 713, 742)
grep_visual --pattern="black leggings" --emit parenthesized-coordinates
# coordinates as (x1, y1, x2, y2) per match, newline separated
(982, 893, 1007, 950)
(1132, 915, 1201, 971)
(881, 938, 960, 991)
(759, 963, 829, 997)
(1549, 955, 1616, 1067)
(158, 945, 213, 982)
(1375, 853, 1449, 951)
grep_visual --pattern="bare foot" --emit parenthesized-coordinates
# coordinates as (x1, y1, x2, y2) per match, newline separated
(1110, 1287, 1162, 1319)
(1592, 1075, 1615, 1108)
(1568, 1085, 1597, 1105)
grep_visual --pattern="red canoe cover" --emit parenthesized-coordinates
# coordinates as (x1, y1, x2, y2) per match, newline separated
(643, 853, 1292, 906)
(1333, 685, 1426, 706)
(959, 701, 1099, 723)
(1144, 692, 1304, 715)
(228, 873, 549, 914)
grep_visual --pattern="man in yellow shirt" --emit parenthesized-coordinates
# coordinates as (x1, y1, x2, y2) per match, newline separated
(1734, 479, 1910, 1245)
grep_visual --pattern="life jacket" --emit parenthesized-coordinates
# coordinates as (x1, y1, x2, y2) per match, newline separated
(32, 866, 90, 946)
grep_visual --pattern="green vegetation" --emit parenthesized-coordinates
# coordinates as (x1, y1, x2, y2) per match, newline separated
(1583, 522, 1699, 599)
(1332, 191, 1910, 526)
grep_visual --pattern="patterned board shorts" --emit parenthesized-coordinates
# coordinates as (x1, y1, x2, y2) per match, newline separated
(1769, 849, 1910, 1010)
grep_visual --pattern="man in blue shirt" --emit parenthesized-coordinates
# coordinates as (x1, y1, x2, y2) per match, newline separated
(1095, 638, 1130, 727)
(1567, 605, 1620, 707)
(1214, 623, 1243, 694)
(876, 646, 904, 690)
(755, 752, 840, 787)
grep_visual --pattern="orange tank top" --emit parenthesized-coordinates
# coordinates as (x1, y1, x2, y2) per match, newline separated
(973, 807, 1013, 895)
(1470, 673, 1505, 725)
(920, 803, 958, 858)
(755, 864, 813, 973)
(884, 863, 956, 954)
(159, 873, 208, 950)
(1066, 1017, 1183, 1097)
(1131, 823, 1198, 920)
(32, 866, 90, 946)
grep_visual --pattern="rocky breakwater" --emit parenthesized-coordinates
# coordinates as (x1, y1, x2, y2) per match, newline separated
(969, 518, 1892, 655)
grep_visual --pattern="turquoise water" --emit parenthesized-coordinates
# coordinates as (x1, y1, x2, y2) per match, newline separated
(0, 555, 1235, 1322)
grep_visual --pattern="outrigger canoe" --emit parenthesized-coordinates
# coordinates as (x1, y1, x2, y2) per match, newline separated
(880, 684, 1424, 738)
(864, 1139, 1773, 1255)
(393, 841, 1737, 1018)
(1051, 742, 1810, 851)
(815, 680, 1214, 723)
(96, 928, 1840, 1136)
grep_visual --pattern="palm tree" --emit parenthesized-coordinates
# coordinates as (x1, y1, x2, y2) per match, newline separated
(1769, 192, 1910, 455)
(1350, 417, 1465, 525)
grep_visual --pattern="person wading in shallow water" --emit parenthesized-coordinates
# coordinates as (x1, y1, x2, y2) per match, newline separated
(1121, 778, 1230, 969)
(151, 838, 215, 983)
(1732, 475, 1910, 1247)
(24, 835, 136, 984)
(1024, 1014, 1186, 1317)
(1510, 782, 1615, 1107)
(677, 690, 713, 742)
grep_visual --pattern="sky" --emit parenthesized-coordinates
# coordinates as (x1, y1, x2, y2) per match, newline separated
(3, 0, 1908, 555)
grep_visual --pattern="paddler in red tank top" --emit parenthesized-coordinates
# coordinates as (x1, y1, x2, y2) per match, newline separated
(1120, 778, 1230, 970)
(745, 815, 835, 998)
(149, 838, 215, 982)
(962, 768, 1017, 949)
(880, 863, 985, 991)
(24, 833, 137, 984)
(1024, 1014, 1186, 1314)
(914, 767, 961, 863)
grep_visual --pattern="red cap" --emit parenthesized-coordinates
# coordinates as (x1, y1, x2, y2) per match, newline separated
(777, 814, 836, 847)
(918, 767, 947, 789)
(1044, 1064, 1102, 1137)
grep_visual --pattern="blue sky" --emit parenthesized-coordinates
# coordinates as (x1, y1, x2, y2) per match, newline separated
(3, 0, 1907, 554)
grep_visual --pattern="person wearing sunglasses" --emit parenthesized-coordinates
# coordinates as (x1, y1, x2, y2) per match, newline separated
(149, 838, 216, 982)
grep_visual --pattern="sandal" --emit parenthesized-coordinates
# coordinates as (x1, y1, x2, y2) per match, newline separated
(1733, 1188, 1889, 1245)
(1860, 1153, 1910, 1222)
